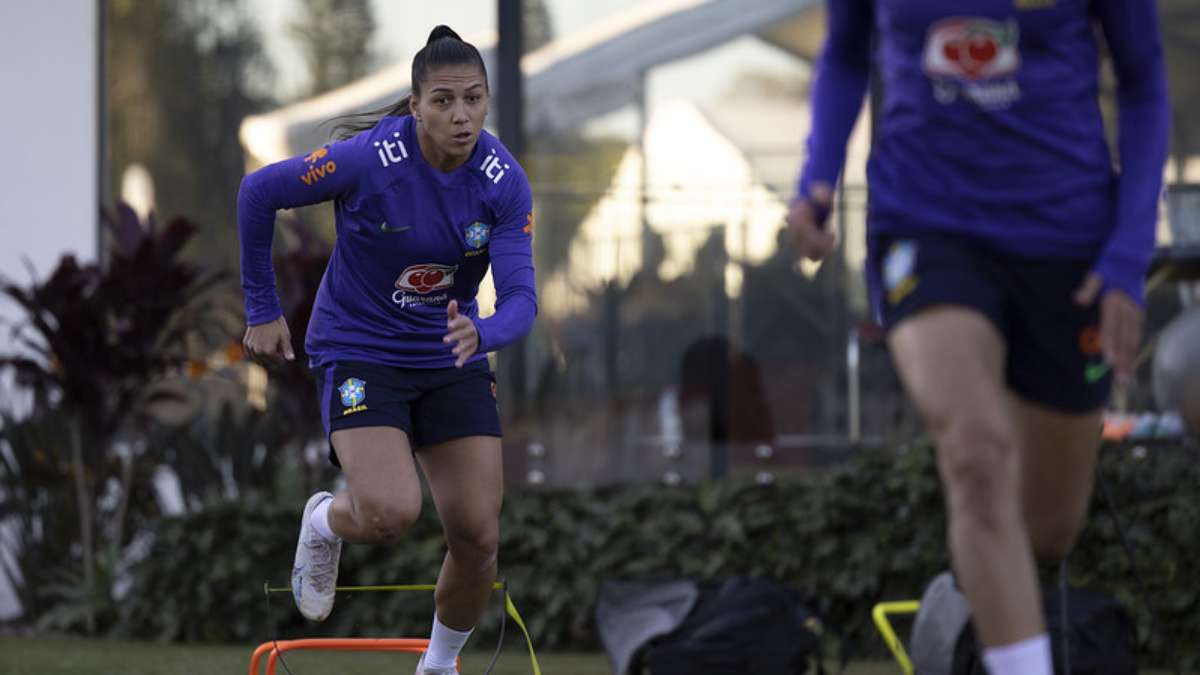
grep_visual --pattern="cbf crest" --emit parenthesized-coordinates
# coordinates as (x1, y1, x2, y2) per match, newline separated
(338, 377, 366, 407)
(884, 240, 919, 306)
(465, 221, 491, 249)
(884, 241, 917, 291)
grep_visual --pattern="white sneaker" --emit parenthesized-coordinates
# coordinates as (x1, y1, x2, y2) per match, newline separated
(414, 654, 460, 675)
(291, 491, 341, 621)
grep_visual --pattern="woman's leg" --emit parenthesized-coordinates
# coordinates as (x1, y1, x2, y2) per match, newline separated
(327, 426, 424, 543)
(416, 435, 504, 630)
(292, 426, 422, 622)
(410, 434, 502, 673)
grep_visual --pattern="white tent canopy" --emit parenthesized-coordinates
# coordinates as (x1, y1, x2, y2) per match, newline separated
(239, 0, 821, 166)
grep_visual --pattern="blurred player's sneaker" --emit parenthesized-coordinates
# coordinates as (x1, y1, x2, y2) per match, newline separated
(291, 491, 341, 621)
(414, 654, 460, 674)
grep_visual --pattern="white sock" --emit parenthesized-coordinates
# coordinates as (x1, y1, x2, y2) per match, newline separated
(425, 614, 473, 670)
(309, 495, 339, 542)
(982, 633, 1052, 675)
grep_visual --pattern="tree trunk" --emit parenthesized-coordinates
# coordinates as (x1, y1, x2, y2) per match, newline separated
(112, 440, 135, 561)
(70, 417, 95, 634)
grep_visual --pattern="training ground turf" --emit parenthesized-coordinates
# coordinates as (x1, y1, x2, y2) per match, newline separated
(1, 636, 906, 675)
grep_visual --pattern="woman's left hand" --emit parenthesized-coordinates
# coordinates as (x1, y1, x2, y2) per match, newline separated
(443, 299, 479, 368)
(1074, 272, 1143, 387)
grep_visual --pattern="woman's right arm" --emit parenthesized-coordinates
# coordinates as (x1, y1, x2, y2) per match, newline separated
(788, 0, 875, 261)
(795, 0, 875, 203)
(238, 135, 370, 327)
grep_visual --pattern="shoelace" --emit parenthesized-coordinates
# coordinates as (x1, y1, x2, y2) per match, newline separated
(303, 537, 338, 593)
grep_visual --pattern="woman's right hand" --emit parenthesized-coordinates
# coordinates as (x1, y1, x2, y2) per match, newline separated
(243, 315, 295, 363)
(786, 182, 838, 262)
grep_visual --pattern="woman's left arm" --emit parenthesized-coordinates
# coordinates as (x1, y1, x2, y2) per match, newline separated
(472, 175, 537, 355)
(1090, 0, 1171, 304)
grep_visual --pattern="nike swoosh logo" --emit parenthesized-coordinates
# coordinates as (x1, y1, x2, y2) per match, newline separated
(1084, 362, 1111, 383)
(379, 222, 410, 233)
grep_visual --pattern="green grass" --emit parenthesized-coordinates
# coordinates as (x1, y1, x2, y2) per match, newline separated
(3, 637, 593, 675)
(2, 637, 1181, 675)
(0, 637, 909, 675)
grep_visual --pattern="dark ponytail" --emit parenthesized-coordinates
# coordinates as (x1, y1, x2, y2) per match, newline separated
(426, 25, 461, 43)
(326, 96, 412, 141)
(327, 25, 487, 141)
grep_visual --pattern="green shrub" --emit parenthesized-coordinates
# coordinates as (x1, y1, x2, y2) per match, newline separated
(116, 442, 1199, 668)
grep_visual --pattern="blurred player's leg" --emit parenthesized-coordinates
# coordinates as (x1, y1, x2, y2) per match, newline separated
(1009, 396, 1101, 562)
(888, 306, 1050, 674)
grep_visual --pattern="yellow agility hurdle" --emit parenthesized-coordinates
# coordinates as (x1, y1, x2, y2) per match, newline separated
(253, 581, 542, 675)
(872, 600, 921, 675)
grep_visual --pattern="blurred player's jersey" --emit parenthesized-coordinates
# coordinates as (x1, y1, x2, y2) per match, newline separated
(238, 115, 536, 368)
(799, 0, 1169, 302)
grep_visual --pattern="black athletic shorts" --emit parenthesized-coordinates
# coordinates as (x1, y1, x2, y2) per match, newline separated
(867, 230, 1112, 413)
(313, 358, 501, 466)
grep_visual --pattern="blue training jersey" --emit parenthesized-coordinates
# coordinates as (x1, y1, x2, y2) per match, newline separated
(797, 0, 1169, 303)
(238, 115, 537, 368)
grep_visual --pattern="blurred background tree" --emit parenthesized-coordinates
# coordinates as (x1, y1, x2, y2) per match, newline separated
(288, 0, 379, 97)
(1161, 0, 1200, 178)
(107, 0, 275, 274)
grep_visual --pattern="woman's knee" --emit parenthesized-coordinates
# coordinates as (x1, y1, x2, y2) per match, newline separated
(352, 493, 421, 543)
(934, 416, 1020, 529)
(446, 521, 500, 571)
(1027, 509, 1086, 562)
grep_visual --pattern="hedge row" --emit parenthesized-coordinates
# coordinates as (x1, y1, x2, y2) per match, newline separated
(117, 442, 1199, 668)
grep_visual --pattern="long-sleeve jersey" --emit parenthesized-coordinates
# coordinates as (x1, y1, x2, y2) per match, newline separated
(797, 0, 1170, 302)
(238, 114, 537, 368)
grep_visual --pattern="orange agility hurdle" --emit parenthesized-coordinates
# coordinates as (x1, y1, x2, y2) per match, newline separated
(253, 581, 542, 675)
(248, 638, 455, 675)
